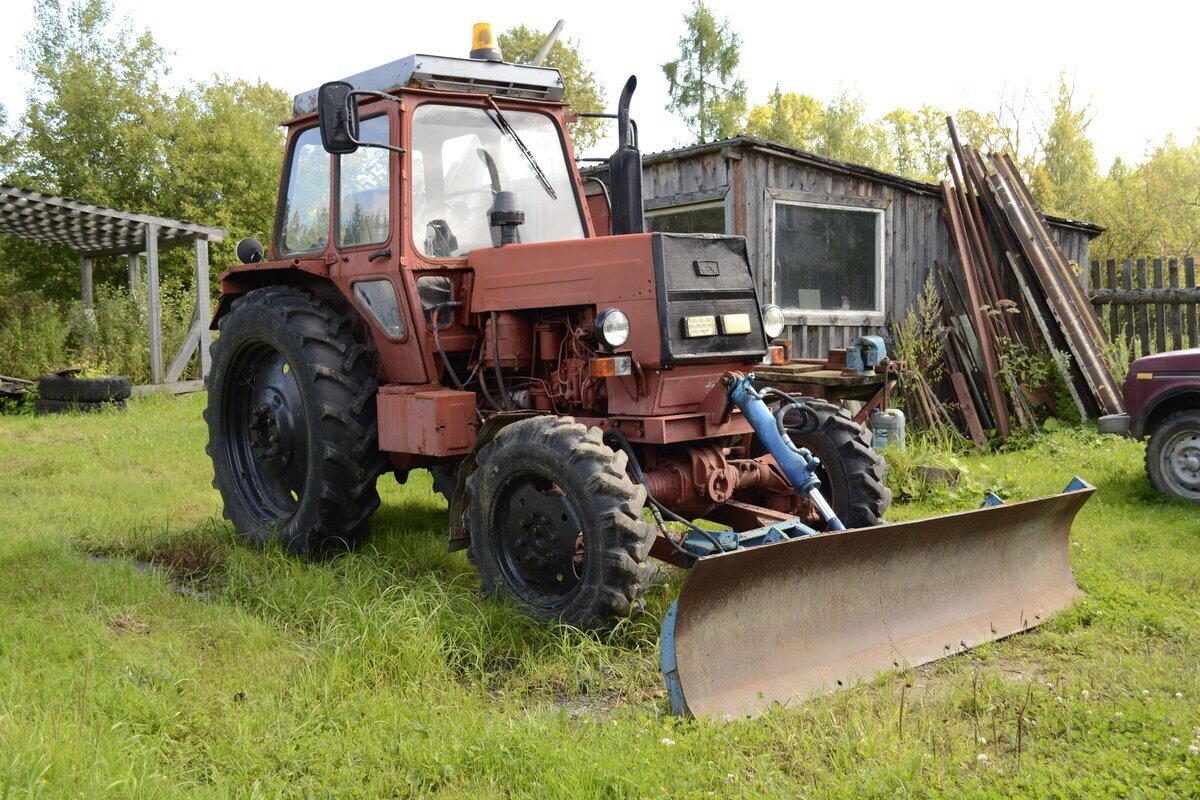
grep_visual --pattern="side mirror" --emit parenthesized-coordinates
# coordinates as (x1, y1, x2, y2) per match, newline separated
(317, 81, 360, 155)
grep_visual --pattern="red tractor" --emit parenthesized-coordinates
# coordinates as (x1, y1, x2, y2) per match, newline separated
(206, 26, 1092, 717)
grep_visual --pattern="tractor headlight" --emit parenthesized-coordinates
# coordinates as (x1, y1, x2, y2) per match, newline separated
(595, 308, 631, 350)
(761, 304, 786, 340)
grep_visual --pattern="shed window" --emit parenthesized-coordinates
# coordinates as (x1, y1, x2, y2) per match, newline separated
(645, 202, 726, 235)
(771, 201, 884, 314)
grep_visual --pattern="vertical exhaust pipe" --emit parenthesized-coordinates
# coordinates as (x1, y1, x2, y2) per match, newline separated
(608, 76, 644, 236)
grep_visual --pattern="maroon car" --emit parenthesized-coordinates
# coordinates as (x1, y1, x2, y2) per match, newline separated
(1107, 348, 1200, 503)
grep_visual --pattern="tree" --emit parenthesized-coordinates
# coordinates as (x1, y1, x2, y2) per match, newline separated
(1032, 76, 1099, 218)
(0, 0, 173, 299)
(14, 0, 171, 208)
(879, 106, 948, 183)
(745, 87, 823, 151)
(165, 78, 291, 271)
(661, 1, 747, 143)
(499, 25, 605, 150)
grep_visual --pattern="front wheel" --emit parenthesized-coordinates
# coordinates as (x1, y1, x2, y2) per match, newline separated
(205, 286, 385, 555)
(1145, 409, 1200, 504)
(465, 416, 657, 628)
(782, 398, 892, 528)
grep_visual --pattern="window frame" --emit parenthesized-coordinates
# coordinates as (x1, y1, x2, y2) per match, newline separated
(334, 112, 395, 251)
(275, 124, 333, 258)
(643, 198, 728, 235)
(766, 188, 888, 325)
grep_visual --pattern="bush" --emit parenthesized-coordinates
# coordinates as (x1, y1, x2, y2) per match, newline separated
(0, 284, 198, 384)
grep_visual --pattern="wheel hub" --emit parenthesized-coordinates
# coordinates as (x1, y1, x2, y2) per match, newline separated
(1166, 433, 1200, 491)
(247, 390, 294, 467)
(495, 474, 585, 605)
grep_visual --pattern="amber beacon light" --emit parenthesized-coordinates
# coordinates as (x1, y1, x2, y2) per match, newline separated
(470, 23, 503, 61)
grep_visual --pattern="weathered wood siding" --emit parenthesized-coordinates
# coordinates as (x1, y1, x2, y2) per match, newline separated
(634, 144, 1095, 358)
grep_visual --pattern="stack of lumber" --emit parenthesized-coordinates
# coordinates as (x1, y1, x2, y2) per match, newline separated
(933, 117, 1125, 445)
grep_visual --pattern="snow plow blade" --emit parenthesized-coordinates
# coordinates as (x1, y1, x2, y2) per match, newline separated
(661, 480, 1093, 718)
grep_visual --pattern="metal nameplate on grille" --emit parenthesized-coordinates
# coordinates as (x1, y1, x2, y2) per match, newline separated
(721, 313, 752, 335)
(693, 260, 720, 277)
(683, 315, 718, 338)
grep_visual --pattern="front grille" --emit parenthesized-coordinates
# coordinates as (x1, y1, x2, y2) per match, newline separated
(651, 233, 768, 365)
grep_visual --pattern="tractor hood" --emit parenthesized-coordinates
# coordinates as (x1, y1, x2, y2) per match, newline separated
(467, 233, 768, 368)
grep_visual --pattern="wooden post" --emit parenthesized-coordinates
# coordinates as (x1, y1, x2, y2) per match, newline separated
(1169, 258, 1182, 352)
(1136, 258, 1149, 357)
(195, 238, 212, 379)
(146, 222, 163, 384)
(81, 256, 94, 310)
(127, 252, 141, 297)
(1187, 257, 1197, 348)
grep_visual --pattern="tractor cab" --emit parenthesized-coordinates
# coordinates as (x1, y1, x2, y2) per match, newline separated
(286, 37, 599, 266)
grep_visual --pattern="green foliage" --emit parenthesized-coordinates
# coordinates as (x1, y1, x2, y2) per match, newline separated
(499, 25, 605, 151)
(1030, 76, 1098, 219)
(661, 1, 747, 143)
(165, 78, 290, 269)
(891, 273, 946, 387)
(1090, 136, 1200, 260)
(0, 285, 196, 382)
(14, 0, 170, 208)
(0, 0, 290, 302)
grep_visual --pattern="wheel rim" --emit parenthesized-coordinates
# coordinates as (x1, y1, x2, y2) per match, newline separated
(220, 339, 309, 523)
(1161, 428, 1200, 499)
(491, 469, 586, 611)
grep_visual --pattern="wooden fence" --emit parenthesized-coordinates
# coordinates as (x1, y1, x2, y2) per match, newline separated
(1088, 257, 1199, 361)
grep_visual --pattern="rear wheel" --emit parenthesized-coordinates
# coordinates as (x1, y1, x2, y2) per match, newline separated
(781, 399, 891, 528)
(205, 286, 385, 555)
(1146, 409, 1200, 504)
(465, 416, 656, 628)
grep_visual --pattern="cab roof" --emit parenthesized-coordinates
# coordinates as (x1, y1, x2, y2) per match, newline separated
(292, 54, 565, 117)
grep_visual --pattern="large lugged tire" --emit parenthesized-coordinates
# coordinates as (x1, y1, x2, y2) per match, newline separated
(784, 399, 892, 528)
(205, 286, 386, 555)
(1145, 409, 1200, 504)
(465, 416, 657, 629)
(38, 374, 131, 402)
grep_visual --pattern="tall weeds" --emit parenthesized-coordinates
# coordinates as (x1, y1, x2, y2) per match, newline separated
(0, 284, 197, 383)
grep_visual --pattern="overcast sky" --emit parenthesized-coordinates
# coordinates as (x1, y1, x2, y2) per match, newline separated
(2, 0, 1197, 168)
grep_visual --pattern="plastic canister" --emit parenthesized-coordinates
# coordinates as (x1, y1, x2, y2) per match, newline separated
(869, 408, 906, 449)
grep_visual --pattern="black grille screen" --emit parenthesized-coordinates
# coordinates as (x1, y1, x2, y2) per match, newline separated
(651, 233, 768, 365)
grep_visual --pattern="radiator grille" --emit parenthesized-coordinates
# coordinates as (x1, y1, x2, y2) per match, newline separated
(652, 233, 768, 364)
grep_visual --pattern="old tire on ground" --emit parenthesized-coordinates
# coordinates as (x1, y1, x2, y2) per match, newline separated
(34, 397, 126, 414)
(465, 416, 657, 628)
(1145, 409, 1200, 504)
(205, 285, 386, 556)
(782, 398, 892, 529)
(38, 373, 131, 402)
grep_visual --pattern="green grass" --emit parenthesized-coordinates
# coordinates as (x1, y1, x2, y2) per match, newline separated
(1, 394, 1198, 798)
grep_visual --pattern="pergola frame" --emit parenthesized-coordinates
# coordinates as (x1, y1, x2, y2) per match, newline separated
(0, 184, 226, 390)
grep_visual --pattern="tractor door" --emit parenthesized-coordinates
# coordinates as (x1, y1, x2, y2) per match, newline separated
(331, 105, 430, 384)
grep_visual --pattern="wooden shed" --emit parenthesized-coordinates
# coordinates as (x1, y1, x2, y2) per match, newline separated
(586, 136, 1102, 357)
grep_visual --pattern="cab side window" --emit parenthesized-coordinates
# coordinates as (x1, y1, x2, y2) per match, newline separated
(339, 115, 392, 248)
(280, 127, 331, 255)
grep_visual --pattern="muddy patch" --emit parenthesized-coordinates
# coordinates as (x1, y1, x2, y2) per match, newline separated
(80, 527, 230, 600)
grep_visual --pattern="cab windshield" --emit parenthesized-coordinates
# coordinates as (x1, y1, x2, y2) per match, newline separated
(410, 104, 584, 258)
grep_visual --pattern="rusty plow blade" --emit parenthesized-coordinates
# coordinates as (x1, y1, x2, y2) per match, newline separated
(660, 479, 1093, 718)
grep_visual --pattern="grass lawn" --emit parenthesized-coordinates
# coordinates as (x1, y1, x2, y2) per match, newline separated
(1, 392, 1198, 798)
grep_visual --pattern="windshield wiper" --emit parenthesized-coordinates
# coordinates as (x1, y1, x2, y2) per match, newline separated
(485, 98, 556, 200)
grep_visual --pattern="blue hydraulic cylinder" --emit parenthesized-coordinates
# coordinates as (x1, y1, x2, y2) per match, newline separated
(727, 374, 846, 531)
